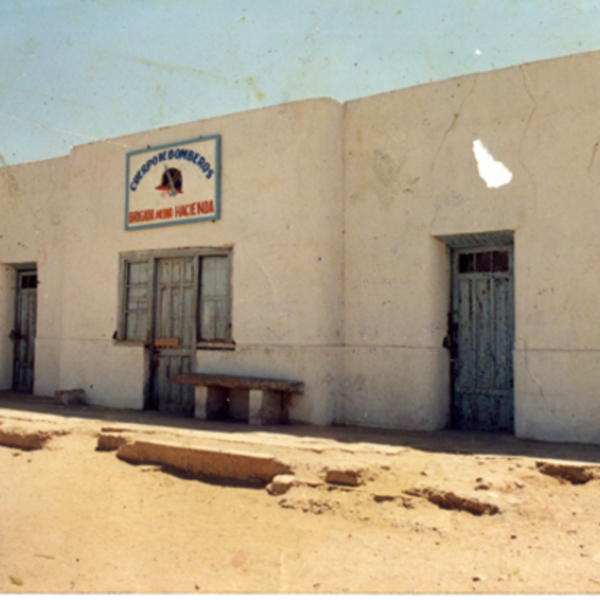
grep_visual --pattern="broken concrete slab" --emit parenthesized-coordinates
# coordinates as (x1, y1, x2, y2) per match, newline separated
(116, 439, 293, 485)
(54, 389, 86, 406)
(535, 460, 600, 484)
(325, 468, 364, 487)
(405, 486, 501, 516)
(266, 474, 296, 495)
(0, 426, 70, 451)
(96, 433, 129, 452)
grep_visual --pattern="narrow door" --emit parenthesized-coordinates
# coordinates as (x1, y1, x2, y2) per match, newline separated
(451, 247, 514, 432)
(12, 271, 37, 392)
(149, 257, 197, 416)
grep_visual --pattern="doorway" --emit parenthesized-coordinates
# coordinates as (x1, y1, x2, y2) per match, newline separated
(119, 248, 232, 416)
(449, 244, 514, 432)
(12, 270, 37, 392)
(148, 256, 197, 416)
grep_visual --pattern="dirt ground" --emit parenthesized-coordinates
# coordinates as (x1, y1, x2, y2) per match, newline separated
(1, 393, 600, 594)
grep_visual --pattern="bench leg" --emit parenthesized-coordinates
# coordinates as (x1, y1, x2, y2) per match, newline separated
(195, 385, 228, 420)
(249, 389, 282, 425)
(229, 389, 249, 421)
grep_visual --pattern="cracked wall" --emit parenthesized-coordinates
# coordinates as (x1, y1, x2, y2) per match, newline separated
(3, 50, 600, 441)
(54, 98, 345, 424)
(342, 50, 600, 442)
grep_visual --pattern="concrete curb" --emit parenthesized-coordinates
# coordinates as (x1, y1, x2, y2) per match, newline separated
(116, 439, 294, 484)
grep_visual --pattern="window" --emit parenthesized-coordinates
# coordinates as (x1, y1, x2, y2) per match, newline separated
(458, 250, 509, 274)
(20, 274, 38, 289)
(117, 248, 233, 346)
(198, 255, 231, 342)
(123, 261, 150, 340)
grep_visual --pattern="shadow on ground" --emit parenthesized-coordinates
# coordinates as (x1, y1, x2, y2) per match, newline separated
(1, 390, 598, 464)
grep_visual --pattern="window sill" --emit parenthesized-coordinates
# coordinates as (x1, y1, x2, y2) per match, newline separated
(197, 342, 236, 351)
(113, 338, 146, 347)
(112, 338, 235, 351)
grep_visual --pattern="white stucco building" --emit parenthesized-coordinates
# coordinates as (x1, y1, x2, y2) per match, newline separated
(2, 50, 600, 444)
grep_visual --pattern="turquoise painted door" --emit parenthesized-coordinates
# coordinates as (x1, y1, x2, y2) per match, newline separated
(150, 257, 198, 416)
(451, 246, 514, 432)
(12, 271, 37, 393)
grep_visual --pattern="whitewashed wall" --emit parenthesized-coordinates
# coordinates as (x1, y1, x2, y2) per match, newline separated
(342, 50, 600, 442)
(3, 51, 600, 443)
(55, 98, 345, 422)
(0, 157, 70, 395)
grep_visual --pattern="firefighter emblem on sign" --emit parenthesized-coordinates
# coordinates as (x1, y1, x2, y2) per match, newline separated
(156, 167, 183, 196)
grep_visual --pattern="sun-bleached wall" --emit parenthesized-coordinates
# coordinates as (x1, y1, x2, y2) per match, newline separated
(3, 50, 600, 443)
(55, 98, 345, 422)
(0, 156, 70, 394)
(342, 50, 600, 442)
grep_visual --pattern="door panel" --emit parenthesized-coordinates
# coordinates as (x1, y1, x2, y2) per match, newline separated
(475, 277, 494, 389)
(456, 278, 474, 390)
(13, 271, 37, 393)
(150, 257, 196, 416)
(199, 255, 230, 341)
(452, 247, 514, 432)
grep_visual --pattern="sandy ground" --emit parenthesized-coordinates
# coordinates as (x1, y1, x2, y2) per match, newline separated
(1, 393, 600, 594)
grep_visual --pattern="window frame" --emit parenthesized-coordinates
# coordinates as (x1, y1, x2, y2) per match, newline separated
(116, 246, 234, 349)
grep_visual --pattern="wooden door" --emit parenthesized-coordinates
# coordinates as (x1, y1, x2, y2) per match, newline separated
(149, 257, 198, 416)
(12, 271, 37, 392)
(451, 246, 514, 431)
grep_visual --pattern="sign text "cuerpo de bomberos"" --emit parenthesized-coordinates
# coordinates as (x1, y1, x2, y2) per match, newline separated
(125, 135, 221, 230)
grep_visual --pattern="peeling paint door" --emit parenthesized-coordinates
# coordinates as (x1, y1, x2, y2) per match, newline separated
(12, 271, 37, 393)
(149, 257, 197, 416)
(451, 247, 514, 432)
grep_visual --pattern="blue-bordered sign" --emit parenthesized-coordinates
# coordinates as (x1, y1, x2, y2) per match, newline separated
(125, 135, 221, 230)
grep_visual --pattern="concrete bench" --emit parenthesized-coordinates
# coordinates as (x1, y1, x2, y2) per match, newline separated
(170, 372, 304, 425)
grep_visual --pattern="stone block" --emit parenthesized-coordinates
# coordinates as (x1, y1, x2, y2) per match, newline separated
(325, 468, 364, 486)
(249, 389, 283, 425)
(117, 439, 293, 484)
(266, 474, 295, 495)
(229, 389, 249, 421)
(54, 389, 86, 406)
(195, 385, 228, 420)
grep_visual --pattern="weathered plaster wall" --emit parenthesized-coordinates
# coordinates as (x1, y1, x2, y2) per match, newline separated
(509, 52, 600, 444)
(3, 51, 600, 442)
(342, 51, 600, 442)
(0, 157, 70, 394)
(56, 98, 344, 421)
